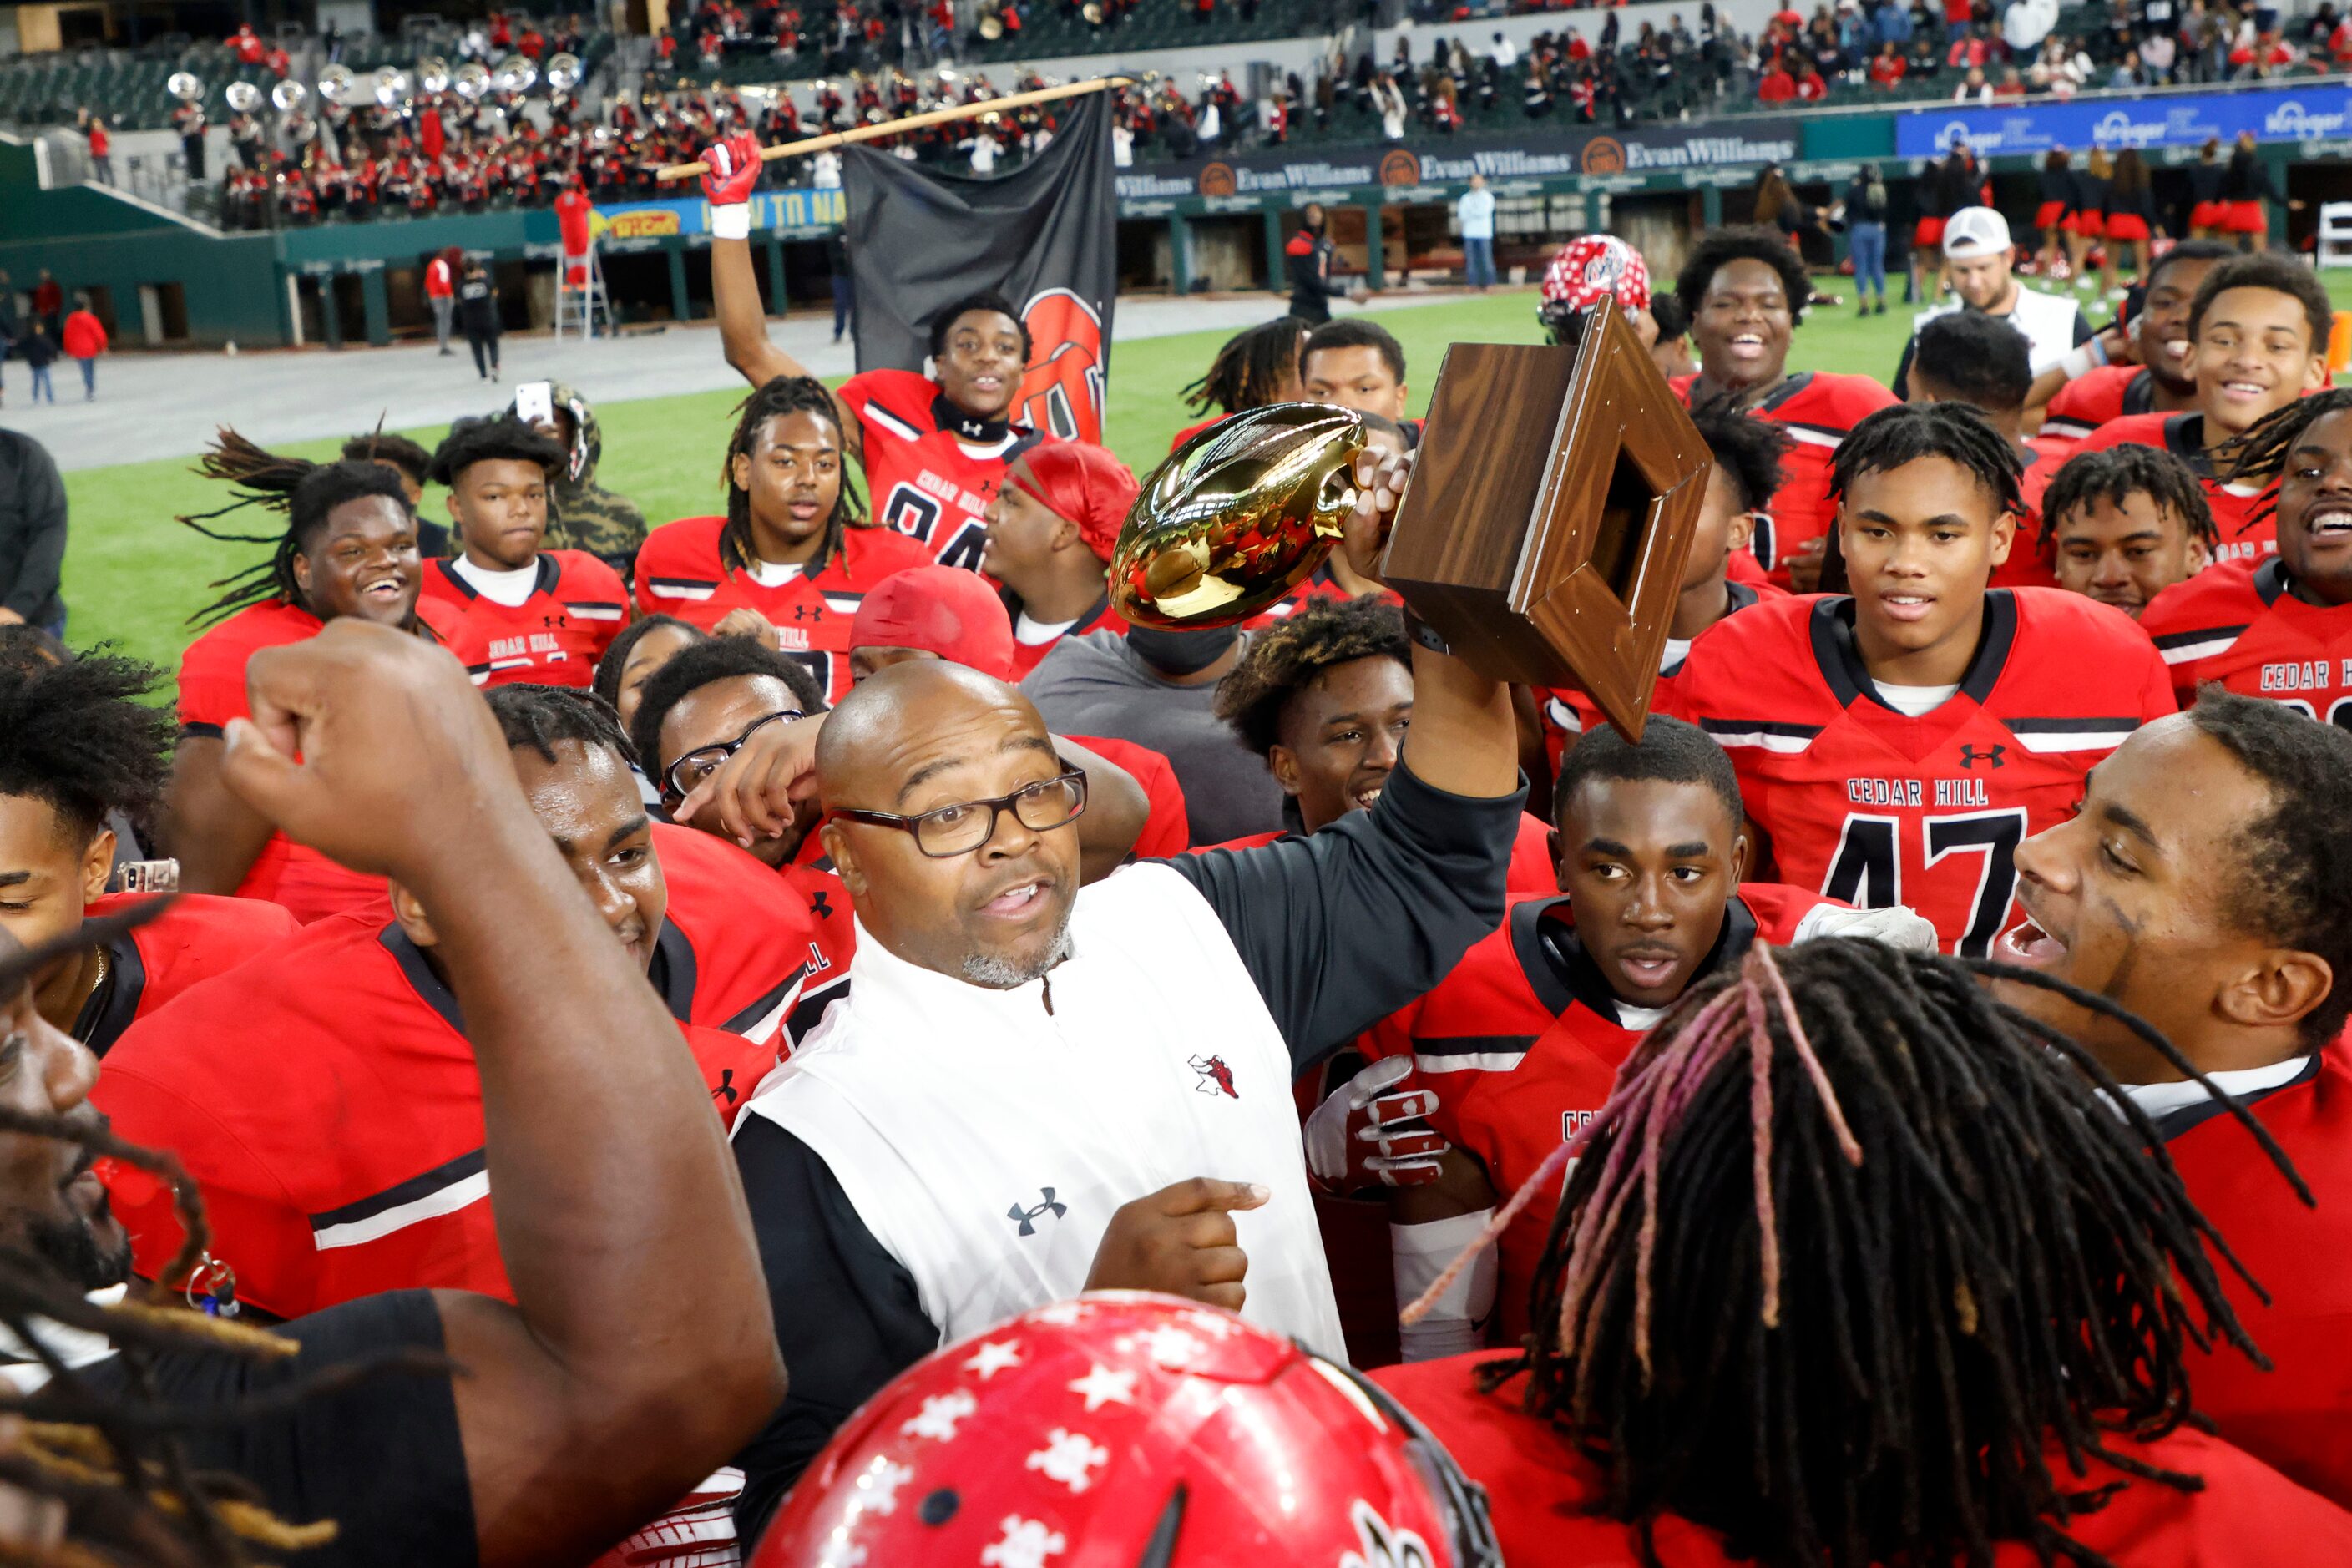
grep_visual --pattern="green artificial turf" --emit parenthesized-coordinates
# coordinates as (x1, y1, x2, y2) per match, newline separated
(51, 272, 2330, 680)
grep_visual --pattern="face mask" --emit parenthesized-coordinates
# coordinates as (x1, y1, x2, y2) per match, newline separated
(1126, 624, 1239, 677)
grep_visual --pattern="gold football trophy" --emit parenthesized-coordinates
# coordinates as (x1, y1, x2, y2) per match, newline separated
(1107, 302, 1710, 737)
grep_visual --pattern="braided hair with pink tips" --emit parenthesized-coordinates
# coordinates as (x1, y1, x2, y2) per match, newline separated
(1413, 937, 2304, 1568)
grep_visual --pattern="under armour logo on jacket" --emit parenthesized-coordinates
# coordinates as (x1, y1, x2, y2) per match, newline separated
(1959, 744, 2006, 769)
(1008, 1188, 1066, 1237)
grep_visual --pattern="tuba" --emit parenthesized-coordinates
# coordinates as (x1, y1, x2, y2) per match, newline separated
(978, 9, 1006, 39)
(271, 78, 308, 114)
(168, 70, 204, 102)
(545, 51, 583, 92)
(417, 56, 452, 94)
(225, 80, 262, 113)
(374, 65, 409, 106)
(1109, 405, 1368, 628)
(453, 61, 491, 99)
(316, 63, 356, 103)
(493, 53, 537, 94)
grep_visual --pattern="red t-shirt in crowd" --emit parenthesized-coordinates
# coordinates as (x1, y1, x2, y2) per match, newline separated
(838, 367, 1045, 574)
(2074, 411, 2274, 566)
(73, 892, 299, 1055)
(1665, 589, 2175, 955)
(2139, 557, 2352, 713)
(176, 601, 395, 924)
(417, 552, 629, 688)
(94, 911, 780, 1317)
(1758, 67, 1797, 101)
(1672, 372, 1903, 588)
(1360, 883, 1832, 1341)
(633, 515, 935, 704)
(1372, 1356, 2352, 1565)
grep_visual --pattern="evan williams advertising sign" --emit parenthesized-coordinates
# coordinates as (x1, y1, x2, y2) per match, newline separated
(1119, 119, 1803, 200)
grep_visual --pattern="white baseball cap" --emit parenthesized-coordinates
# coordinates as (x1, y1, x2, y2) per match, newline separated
(1941, 205, 2013, 260)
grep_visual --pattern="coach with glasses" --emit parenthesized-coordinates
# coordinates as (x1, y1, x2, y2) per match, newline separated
(682, 452, 1527, 1545)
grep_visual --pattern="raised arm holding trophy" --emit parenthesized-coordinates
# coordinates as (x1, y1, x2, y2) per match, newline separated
(1112, 297, 1712, 737)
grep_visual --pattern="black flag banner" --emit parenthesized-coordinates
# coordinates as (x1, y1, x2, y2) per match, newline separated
(842, 89, 1119, 444)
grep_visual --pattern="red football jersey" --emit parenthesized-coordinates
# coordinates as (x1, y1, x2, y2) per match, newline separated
(2139, 558, 2352, 716)
(1668, 589, 2176, 955)
(1006, 590, 1127, 680)
(2038, 363, 2159, 449)
(840, 367, 1044, 572)
(176, 600, 392, 924)
(2162, 1045, 2352, 1507)
(1989, 438, 2067, 591)
(1672, 371, 1902, 588)
(95, 913, 778, 1316)
(1187, 812, 1560, 899)
(1067, 733, 1190, 857)
(633, 516, 935, 703)
(2075, 411, 2274, 566)
(1360, 884, 1831, 1341)
(1373, 1356, 2352, 1565)
(1540, 579, 1788, 765)
(651, 822, 836, 1047)
(772, 859, 856, 1049)
(417, 550, 629, 688)
(74, 892, 299, 1055)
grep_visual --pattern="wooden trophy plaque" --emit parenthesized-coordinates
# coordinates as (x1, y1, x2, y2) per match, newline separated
(1378, 305, 1710, 739)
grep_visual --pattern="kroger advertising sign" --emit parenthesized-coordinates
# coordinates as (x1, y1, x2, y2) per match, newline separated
(1893, 84, 2352, 158)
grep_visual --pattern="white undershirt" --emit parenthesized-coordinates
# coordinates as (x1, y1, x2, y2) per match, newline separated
(448, 555, 539, 608)
(1616, 1002, 1670, 1032)
(1659, 636, 1692, 673)
(1873, 680, 1960, 717)
(745, 559, 803, 588)
(1014, 611, 1081, 645)
(2114, 1055, 2309, 1123)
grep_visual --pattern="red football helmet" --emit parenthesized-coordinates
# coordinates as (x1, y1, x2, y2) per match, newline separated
(752, 1292, 1499, 1567)
(1539, 234, 1652, 345)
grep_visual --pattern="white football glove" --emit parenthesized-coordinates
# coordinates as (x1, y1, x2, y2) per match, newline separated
(1794, 902, 1940, 954)
(1304, 1055, 1448, 1193)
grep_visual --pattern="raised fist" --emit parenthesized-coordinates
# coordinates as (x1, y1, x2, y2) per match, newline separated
(700, 132, 762, 207)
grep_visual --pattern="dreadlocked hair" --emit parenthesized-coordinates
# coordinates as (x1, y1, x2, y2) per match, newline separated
(485, 683, 635, 769)
(2218, 386, 2352, 534)
(177, 431, 413, 628)
(1829, 401, 2023, 521)
(0, 652, 172, 847)
(1183, 316, 1310, 417)
(1420, 938, 2302, 1568)
(0, 908, 444, 1565)
(720, 377, 867, 578)
(1687, 399, 1790, 514)
(2040, 446, 2218, 562)
(1211, 595, 1408, 759)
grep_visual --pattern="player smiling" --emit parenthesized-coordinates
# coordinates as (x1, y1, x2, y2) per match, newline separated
(1672, 227, 1900, 590)
(1669, 402, 2176, 955)
(2141, 387, 2352, 711)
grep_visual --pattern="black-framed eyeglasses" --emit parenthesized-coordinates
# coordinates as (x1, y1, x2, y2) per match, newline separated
(825, 762, 1089, 858)
(661, 708, 805, 804)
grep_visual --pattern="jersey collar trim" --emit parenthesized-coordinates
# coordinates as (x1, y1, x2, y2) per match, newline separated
(2164, 413, 2213, 477)
(645, 919, 697, 1023)
(931, 391, 1016, 446)
(70, 926, 146, 1058)
(381, 924, 466, 1035)
(434, 554, 559, 602)
(1510, 894, 1761, 1027)
(2144, 1048, 2322, 1143)
(2255, 554, 2293, 607)
(1753, 372, 1816, 415)
(2122, 367, 2157, 417)
(1809, 592, 2017, 713)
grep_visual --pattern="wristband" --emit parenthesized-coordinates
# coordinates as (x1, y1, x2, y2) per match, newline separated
(2087, 332, 2111, 368)
(2056, 343, 2097, 382)
(711, 202, 751, 241)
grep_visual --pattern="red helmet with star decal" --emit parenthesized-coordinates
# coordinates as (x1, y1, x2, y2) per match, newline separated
(1538, 234, 1652, 345)
(751, 1292, 1498, 1567)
